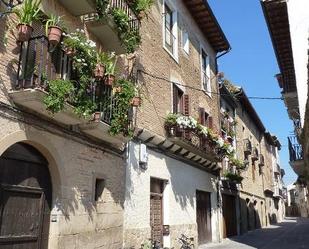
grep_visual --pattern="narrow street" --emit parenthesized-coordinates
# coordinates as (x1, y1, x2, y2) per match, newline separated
(203, 218, 309, 249)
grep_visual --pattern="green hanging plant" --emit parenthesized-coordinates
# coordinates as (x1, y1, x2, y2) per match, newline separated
(44, 79, 74, 113)
(109, 78, 136, 137)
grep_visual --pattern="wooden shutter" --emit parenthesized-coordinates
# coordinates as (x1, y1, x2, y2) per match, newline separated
(172, 84, 178, 113)
(183, 94, 190, 116)
(199, 108, 206, 125)
(208, 116, 213, 129)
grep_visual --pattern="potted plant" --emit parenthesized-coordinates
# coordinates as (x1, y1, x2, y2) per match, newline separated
(93, 111, 101, 122)
(104, 54, 117, 86)
(45, 14, 63, 46)
(94, 51, 108, 80)
(14, 0, 41, 42)
(133, 0, 153, 19)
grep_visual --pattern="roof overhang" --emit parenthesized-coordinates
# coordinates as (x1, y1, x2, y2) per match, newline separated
(220, 83, 238, 108)
(183, 0, 230, 53)
(261, 0, 297, 93)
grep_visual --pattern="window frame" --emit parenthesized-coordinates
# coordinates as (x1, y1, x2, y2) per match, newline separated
(162, 0, 179, 62)
(181, 29, 189, 55)
(200, 48, 211, 97)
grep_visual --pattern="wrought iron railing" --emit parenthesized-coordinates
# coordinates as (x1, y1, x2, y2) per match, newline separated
(15, 36, 117, 125)
(288, 136, 303, 162)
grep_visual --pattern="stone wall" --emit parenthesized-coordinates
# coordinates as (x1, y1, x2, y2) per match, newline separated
(135, 0, 221, 136)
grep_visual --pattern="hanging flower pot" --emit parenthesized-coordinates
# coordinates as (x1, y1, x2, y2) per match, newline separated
(93, 112, 101, 122)
(105, 74, 115, 86)
(94, 63, 105, 80)
(16, 24, 33, 42)
(48, 26, 63, 46)
(131, 96, 141, 107)
(138, 11, 145, 19)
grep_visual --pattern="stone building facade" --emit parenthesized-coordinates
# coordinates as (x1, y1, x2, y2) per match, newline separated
(0, 0, 131, 248)
(123, 0, 231, 248)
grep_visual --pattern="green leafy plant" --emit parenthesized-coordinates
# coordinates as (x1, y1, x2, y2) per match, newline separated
(105, 53, 118, 75)
(109, 78, 136, 137)
(96, 0, 109, 19)
(224, 172, 244, 183)
(133, 0, 153, 17)
(44, 79, 74, 113)
(45, 14, 63, 35)
(123, 29, 141, 53)
(165, 113, 178, 127)
(14, 0, 41, 25)
(229, 157, 246, 170)
(111, 8, 129, 33)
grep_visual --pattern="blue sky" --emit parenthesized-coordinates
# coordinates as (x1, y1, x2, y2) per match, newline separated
(208, 0, 297, 186)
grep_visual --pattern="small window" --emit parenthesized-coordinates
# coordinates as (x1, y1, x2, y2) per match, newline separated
(201, 50, 211, 94)
(182, 30, 189, 54)
(94, 178, 105, 202)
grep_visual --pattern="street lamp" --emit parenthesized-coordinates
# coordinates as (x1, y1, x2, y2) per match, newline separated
(0, 0, 23, 18)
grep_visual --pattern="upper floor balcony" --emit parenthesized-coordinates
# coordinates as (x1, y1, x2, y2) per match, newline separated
(83, 0, 140, 54)
(288, 136, 305, 177)
(9, 35, 135, 149)
(220, 112, 235, 142)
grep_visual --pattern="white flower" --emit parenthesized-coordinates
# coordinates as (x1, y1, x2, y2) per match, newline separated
(216, 137, 224, 147)
(76, 28, 80, 32)
(227, 145, 234, 154)
(88, 40, 96, 48)
(76, 58, 82, 63)
(80, 29, 85, 33)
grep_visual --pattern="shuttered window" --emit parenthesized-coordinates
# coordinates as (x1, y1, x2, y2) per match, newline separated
(172, 84, 184, 114)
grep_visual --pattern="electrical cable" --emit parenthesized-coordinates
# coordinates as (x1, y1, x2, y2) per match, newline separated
(138, 69, 284, 100)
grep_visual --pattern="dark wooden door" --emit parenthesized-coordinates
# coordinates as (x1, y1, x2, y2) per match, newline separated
(0, 143, 52, 249)
(222, 194, 237, 238)
(196, 190, 212, 245)
(150, 178, 164, 246)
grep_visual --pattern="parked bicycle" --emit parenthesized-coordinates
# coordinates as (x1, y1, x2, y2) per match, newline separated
(178, 234, 195, 249)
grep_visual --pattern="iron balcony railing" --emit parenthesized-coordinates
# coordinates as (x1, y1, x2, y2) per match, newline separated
(288, 136, 303, 162)
(16, 36, 119, 125)
(84, 0, 140, 32)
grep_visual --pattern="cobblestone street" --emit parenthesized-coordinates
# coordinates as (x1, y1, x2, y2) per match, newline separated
(202, 218, 309, 249)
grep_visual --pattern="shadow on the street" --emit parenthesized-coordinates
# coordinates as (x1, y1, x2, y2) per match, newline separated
(225, 217, 300, 248)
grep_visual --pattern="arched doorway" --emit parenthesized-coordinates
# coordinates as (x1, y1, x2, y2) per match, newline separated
(0, 142, 52, 249)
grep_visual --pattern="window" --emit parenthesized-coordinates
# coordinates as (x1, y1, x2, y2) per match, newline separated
(199, 108, 213, 129)
(163, 2, 178, 60)
(201, 49, 211, 94)
(182, 30, 189, 54)
(94, 178, 105, 202)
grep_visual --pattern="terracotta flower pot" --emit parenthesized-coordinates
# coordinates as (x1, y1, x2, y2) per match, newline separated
(105, 74, 115, 86)
(131, 96, 141, 107)
(93, 112, 101, 122)
(64, 47, 75, 57)
(17, 24, 33, 42)
(48, 26, 63, 46)
(138, 11, 145, 19)
(94, 63, 105, 80)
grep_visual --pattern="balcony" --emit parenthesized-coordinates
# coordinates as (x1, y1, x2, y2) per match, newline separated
(288, 136, 305, 177)
(220, 113, 234, 142)
(84, 0, 140, 54)
(166, 126, 221, 162)
(58, 0, 96, 16)
(9, 36, 128, 148)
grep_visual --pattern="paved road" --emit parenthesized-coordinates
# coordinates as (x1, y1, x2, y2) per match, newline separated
(201, 217, 309, 249)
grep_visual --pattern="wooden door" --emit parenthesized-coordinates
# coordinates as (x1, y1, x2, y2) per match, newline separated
(196, 190, 212, 245)
(222, 194, 237, 238)
(150, 178, 164, 246)
(0, 143, 52, 249)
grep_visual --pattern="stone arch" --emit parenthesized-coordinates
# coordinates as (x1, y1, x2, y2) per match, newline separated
(0, 129, 64, 203)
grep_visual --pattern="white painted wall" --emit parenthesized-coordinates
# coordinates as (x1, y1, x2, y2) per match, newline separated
(124, 142, 220, 247)
(287, 0, 309, 126)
